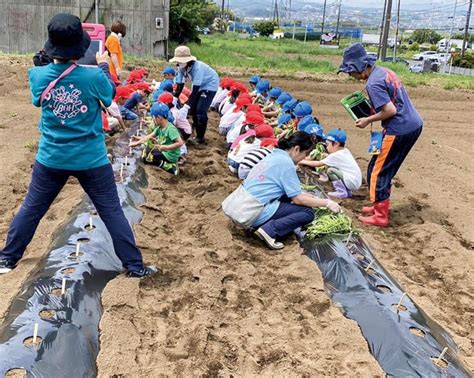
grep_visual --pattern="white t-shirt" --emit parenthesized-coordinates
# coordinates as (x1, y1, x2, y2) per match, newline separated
(228, 138, 262, 164)
(211, 88, 229, 108)
(321, 148, 362, 191)
(107, 101, 121, 118)
(226, 119, 245, 144)
(219, 97, 235, 116)
(219, 109, 242, 131)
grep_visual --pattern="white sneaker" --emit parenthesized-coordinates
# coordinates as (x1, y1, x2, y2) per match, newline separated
(255, 228, 284, 250)
(0, 259, 16, 274)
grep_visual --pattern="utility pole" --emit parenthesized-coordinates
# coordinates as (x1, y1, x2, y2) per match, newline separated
(335, 0, 342, 44)
(321, 0, 327, 34)
(221, 0, 225, 32)
(393, 0, 401, 59)
(380, 0, 393, 60)
(377, 0, 388, 59)
(461, 0, 473, 60)
(95, 0, 99, 24)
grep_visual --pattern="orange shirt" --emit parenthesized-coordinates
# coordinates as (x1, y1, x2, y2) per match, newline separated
(105, 33, 123, 76)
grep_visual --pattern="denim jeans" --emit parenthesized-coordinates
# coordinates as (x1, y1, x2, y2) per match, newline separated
(0, 162, 145, 272)
(260, 202, 315, 239)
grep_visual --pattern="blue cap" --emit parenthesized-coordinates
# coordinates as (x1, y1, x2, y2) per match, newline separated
(338, 43, 376, 74)
(277, 113, 292, 127)
(294, 101, 313, 118)
(151, 102, 170, 118)
(159, 79, 174, 92)
(297, 115, 314, 130)
(275, 92, 292, 105)
(162, 66, 176, 75)
(282, 98, 298, 112)
(303, 123, 325, 138)
(268, 87, 282, 98)
(249, 75, 260, 84)
(325, 128, 347, 143)
(256, 79, 270, 94)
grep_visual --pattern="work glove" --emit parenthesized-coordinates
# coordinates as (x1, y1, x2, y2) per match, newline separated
(325, 199, 341, 213)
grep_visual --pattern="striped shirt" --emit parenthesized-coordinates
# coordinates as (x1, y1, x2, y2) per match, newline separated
(238, 147, 273, 180)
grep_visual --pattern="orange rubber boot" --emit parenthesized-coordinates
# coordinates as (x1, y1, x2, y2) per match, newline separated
(358, 199, 390, 227)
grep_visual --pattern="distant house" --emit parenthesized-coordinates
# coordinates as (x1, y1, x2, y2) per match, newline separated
(272, 30, 285, 39)
(437, 38, 467, 50)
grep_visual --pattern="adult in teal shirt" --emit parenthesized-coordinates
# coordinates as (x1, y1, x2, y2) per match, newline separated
(0, 13, 155, 278)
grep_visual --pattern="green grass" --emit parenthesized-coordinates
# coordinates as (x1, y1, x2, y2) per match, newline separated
(183, 34, 474, 90)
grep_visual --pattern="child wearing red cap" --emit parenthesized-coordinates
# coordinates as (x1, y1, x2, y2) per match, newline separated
(219, 96, 252, 136)
(218, 82, 247, 116)
(123, 82, 151, 116)
(211, 77, 233, 111)
(158, 92, 192, 141)
(226, 110, 265, 149)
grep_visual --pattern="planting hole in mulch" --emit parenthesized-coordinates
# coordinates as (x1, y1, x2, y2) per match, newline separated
(23, 336, 42, 348)
(90, 210, 98, 216)
(431, 357, 449, 369)
(351, 251, 365, 261)
(409, 327, 426, 337)
(365, 267, 379, 276)
(376, 284, 392, 293)
(84, 224, 96, 231)
(68, 252, 84, 260)
(61, 267, 76, 275)
(77, 237, 90, 243)
(50, 288, 62, 297)
(39, 309, 56, 320)
(5, 368, 27, 378)
(391, 304, 408, 312)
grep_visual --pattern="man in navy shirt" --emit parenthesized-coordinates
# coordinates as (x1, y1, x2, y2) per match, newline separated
(339, 43, 423, 227)
(170, 46, 219, 144)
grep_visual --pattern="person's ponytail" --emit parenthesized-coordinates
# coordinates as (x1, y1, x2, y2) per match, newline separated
(277, 131, 313, 151)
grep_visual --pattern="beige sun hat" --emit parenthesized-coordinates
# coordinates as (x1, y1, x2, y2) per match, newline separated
(169, 46, 197, 64)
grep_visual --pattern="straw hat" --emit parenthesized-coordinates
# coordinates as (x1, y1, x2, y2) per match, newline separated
(169, 46, 196, 64)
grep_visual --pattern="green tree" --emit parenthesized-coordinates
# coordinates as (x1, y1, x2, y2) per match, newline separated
(412, 29, 442, 44)
(408, 42, 419, 51)
(170, 0, 222, 43)
(253, 21, 277, 37)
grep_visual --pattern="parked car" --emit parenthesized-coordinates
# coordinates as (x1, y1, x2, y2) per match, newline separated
(436, 53, 448, 63)
(383, 56, 409, 65)
(412, 51, 437, 60)
(409, 62, 423, 73)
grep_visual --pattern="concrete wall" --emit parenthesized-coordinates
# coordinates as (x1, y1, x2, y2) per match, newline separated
(0, 0, 169, 57)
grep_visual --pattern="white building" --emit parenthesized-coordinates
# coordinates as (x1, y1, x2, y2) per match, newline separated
(437, 38, 466, 50)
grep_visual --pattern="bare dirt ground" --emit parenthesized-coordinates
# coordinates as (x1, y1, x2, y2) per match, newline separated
(0, 56, 472, 376)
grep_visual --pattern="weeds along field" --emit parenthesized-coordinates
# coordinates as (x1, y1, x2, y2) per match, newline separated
(161, 34, 474, 90)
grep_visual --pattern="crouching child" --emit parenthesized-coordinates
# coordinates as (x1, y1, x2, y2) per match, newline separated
(130, 103, 183, 175)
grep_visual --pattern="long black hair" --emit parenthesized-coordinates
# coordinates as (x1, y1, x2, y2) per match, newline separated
(278, 131, 314, 152)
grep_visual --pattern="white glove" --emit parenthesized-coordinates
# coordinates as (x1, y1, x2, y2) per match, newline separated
(325, 199, 341, 213)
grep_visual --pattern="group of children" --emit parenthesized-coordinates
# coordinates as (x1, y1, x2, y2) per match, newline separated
(102, 66, 193, 175)
(213, 75, 362, 199)
(110, 66, 362, 199)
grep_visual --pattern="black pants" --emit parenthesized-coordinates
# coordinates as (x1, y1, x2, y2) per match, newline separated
(190, 90, 216, 140)
(367, 126, 422, 202)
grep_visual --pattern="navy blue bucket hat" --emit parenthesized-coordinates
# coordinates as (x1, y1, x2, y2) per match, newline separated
(338, 43, 376, 74)
(44, 13, 91, 60)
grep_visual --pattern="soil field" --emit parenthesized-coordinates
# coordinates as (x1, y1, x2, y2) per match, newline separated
(0, 56, 472, 376)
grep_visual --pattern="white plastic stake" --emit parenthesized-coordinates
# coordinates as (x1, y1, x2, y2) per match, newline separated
(129, 138, 132, 146)
(396, 292, 407, 312)
(365, 260, 374, 272)
(136, 130, 140, 137)
(89, 216, 93, 230)
(75, 243, 80, 257)
(344, 230, 353, 246)
(120, 164, 124, 182)
(125, 156, 128, 166)
(435, 347, 448, 365)
(129, 147, 133, 156)
(33, 323, 39, 344)
(61, 278, 66, 295)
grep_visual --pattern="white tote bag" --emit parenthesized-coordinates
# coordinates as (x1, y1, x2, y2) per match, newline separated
(222, 185, 264, 229)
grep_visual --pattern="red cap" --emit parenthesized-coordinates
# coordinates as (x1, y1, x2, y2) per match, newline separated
(246, 104, 262, 114)
(114, 85, 133, 101)
(230, 82, 248, 94)
(233, 97, 252, 112)
(220, 77, 234, 89)
(245, 111, 265, 125)
(255, 123, 275, 138)
(239, 92, 252, 100)
(260, 137, 279, 148)
(134, 82, 151, 93)
(158, 92, 174, 104)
